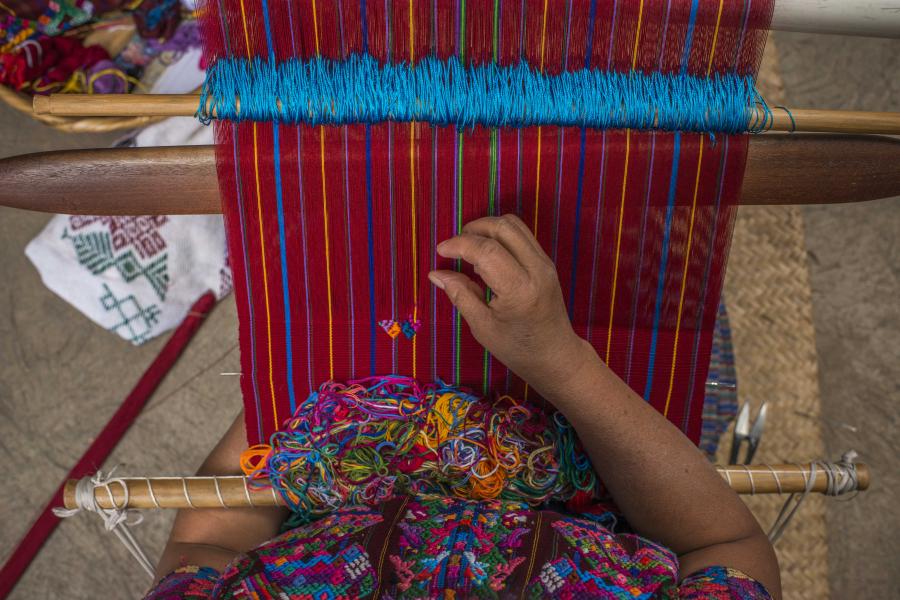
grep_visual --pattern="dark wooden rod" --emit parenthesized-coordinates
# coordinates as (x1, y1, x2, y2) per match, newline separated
(1, 134, 898, 215)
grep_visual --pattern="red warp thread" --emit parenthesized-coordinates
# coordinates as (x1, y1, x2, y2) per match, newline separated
(199, 1, 774, 447)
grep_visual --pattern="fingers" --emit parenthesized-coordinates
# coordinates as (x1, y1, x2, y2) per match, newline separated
(436, 233, 528, 297)
(428, 270, 491, 324)
(461, 214, 549, 269)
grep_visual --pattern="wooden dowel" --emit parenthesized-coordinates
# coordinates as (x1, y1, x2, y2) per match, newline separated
(3, 134, 899, 216)
(62, 463, 871, 510)
(32, 94, 900, 135)
(772, 0, 900, 39)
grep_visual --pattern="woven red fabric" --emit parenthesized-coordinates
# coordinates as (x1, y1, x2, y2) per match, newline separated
(200, 0, 773, 446)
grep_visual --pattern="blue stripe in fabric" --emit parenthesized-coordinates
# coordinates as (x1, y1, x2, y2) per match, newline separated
(643, 132, 682, 399)
(200, 54, 762, 134)
(567, 127, 586, 320)
(388, 123, 397, 372)
(261, 0, 295, 410)
(342, 126, 355, 375)
(361, 0, 368, 53)
(680, 0, 701, 75)
(566, 1, 594, 320)
(365, 125, 377, 376)
(272, 124, 296, 411)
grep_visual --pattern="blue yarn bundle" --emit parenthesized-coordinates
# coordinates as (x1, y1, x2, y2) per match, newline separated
(199, 53, 765, 134)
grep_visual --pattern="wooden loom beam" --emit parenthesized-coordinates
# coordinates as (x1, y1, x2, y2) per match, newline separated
(32, 94, 900, 136)
(2, 134, 899, 216)
(62, 462, 871, 510)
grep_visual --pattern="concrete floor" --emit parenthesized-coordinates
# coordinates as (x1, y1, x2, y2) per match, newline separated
(1, 32, 898, 599)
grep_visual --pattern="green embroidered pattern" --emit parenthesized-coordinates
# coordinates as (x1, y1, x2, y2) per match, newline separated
(98, 283, 161, 344)
(63, 228, 169, 301)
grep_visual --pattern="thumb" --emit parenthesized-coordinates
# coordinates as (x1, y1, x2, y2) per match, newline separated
(428, 270, 490, 324)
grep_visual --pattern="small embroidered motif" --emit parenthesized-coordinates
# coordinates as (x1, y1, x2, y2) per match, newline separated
(63, 228, 170, 301)
(99, 283, 161, 344)
(401, 319, 420, 340)
(378, 314, 422, 340)
(379, 320, 402, 339)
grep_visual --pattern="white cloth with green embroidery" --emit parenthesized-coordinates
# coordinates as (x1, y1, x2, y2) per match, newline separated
(26, 211, 229, 345)
(25, 52, 229, 345)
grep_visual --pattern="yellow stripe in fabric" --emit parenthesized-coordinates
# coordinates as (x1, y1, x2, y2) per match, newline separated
(631, 0, 645, 72)
(410, 0, 418, 378)
(408, 0, 414, 60)
(605, 129, 630, 362)
(531, 0, 549, 236)
(526, 0, 550, 402)
(237, 0, 251, 58)
(606, 7, 644, 362)
(311, 0, 321, 55)
(320, 128, 334, 380)
(253, 126, 278, 425)
(311, 1, 333, 379)
(663, 136, 704, 417)
(706, 0, 725, 76)
(663, 2, 721, 416)
(239, 1, 277, 424)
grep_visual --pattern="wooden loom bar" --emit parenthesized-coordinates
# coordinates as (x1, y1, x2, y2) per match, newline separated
(32, 94, 900, 135)
(62, 463, 871, 510)
(1, 134, 899, 216)
(772, 0, 900, 39)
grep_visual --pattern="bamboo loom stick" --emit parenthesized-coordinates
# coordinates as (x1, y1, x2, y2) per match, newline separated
(62, 463, 871, 510)
(31, 94, 900, 136)
(772, 0, 900, 39)
(2, 134, 899, 216)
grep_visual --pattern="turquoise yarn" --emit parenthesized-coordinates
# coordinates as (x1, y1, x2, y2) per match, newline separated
(199, 53, 764, 134)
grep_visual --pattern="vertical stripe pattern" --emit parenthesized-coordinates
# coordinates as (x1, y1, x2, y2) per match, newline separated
(201, 0, 774, 446)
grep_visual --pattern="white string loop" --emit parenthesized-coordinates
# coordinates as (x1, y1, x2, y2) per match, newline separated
(52, 470, 155, 579)
(767, 451, 860, 544)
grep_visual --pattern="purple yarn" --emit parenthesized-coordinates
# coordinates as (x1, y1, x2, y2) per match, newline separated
(87, 59, 127, 94)
(146, 20, 202, 55)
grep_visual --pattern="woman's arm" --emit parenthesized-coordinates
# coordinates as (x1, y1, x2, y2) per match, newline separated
(153, 412, 288, 580)
(428, 214, 781, 599)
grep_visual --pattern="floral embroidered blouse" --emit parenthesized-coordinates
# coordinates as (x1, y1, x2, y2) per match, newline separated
(144, 495, 772, 599)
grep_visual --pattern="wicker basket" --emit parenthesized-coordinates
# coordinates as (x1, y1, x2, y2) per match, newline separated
(0, 12, 186, 133)
(0, 83, 166, 133)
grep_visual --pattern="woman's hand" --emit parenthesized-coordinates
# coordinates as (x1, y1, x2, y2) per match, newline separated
(428, 214, 591, 389)
(431, 215, 780, 599)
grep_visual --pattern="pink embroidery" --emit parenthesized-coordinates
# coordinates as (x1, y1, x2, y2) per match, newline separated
(68, 215, 169, 259)
(489, 556, 526, 591)
(389, 555, 415, 592)
(378, 313, 422, 340)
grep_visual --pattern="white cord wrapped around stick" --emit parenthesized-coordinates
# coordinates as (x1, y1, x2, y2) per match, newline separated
(767, 451, 861, 544)
(63, 458, 869, 511)
(53, 470, 155, 579)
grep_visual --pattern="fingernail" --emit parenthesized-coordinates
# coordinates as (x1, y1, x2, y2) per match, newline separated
(428, 272, 445, 290)
(436, 240, 448, 254)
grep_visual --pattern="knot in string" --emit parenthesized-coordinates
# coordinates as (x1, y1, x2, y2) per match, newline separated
(52, 469, 154, 578)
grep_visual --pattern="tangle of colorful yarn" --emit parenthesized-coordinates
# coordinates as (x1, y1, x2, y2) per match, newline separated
(240, 376, 599, 516)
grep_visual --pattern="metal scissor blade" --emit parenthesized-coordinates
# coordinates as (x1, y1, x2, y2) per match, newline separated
(729, 403, 752, 464)
(745, 402, 768, 463)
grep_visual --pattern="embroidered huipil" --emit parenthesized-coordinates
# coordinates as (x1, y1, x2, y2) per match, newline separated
(144, 496, 771, 599)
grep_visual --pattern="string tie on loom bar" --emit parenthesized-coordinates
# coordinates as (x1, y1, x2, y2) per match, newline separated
(198, 54, 764, 135)
(767, 450, 860, 544)
(52, 469, 154, 578)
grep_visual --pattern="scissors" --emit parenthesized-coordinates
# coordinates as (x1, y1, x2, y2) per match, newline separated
(729, 401, 767, 464)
